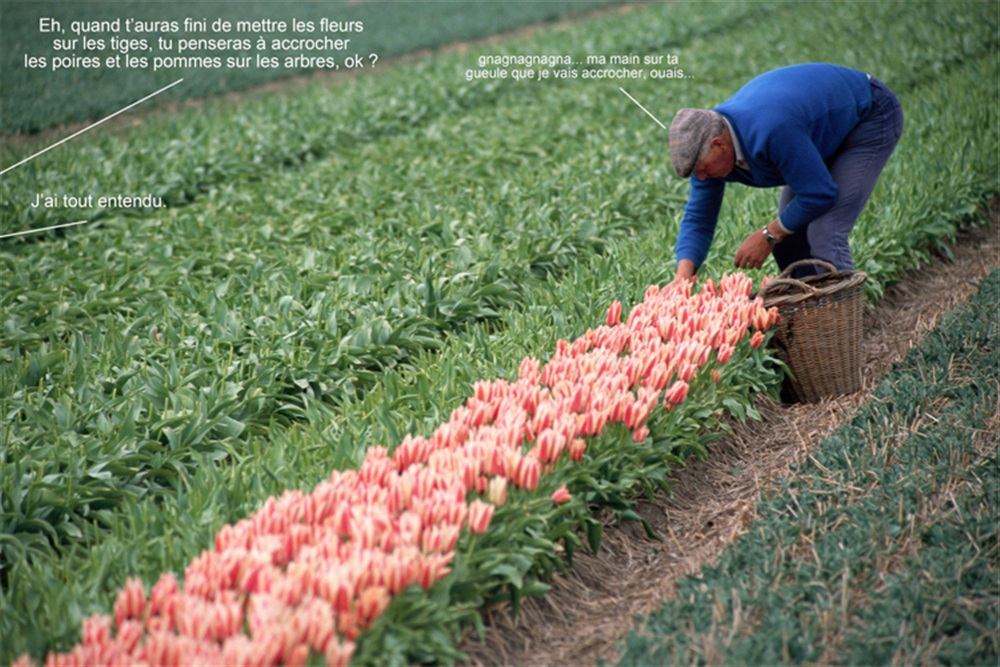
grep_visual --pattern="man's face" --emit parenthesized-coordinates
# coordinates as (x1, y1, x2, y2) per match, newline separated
(693, 135, 735, 180)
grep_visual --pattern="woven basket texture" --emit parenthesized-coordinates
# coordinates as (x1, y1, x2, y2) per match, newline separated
(758, 260, 867, 403)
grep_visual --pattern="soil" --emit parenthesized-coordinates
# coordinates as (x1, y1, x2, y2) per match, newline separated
(459, 205, 1000, 667)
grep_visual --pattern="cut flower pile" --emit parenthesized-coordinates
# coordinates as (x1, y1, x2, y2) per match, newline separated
(19, 273, 778, 667)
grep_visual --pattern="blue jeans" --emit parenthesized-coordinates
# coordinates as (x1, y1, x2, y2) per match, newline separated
(773, 76, 904, 277)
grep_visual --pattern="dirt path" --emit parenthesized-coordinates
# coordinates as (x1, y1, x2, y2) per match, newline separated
(459, 210, 999, 667)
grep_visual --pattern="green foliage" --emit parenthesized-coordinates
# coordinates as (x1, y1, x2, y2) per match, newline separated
(1, 0, 627, 135)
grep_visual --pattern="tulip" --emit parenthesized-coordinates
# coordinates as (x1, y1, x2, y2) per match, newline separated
(606, 300, 623, 326)
(113, 619, 144, 655)
(487, 476, 508, 507)
(113, 578, 146, 629)
(716, 344, 735, 364)
(551, 484, 572, 504)
(356, 586, 391, 628)
(421, 524, 461, 553)
(535, 428, 567, 463)
(467, 498, 495, 534)
(81, 614, 112, 650)
(302, 598, 336, 653)
(512, 455, 540, 491)
(325, 639, 357, 667)
(284, 644, 311, 667)
(417, 552, 453, 589)
(664, 380, 690, 406)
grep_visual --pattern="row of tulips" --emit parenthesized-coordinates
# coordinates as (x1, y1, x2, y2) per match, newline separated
(18, 273, 778, 667)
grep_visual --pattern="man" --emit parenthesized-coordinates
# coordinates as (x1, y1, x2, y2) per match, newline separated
(668, 63, 904, 280)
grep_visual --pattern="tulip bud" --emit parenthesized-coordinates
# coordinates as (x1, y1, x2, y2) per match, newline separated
(606, 300, 623, 326)
(551, 484, 572, 504)
(113, 578, 147, 629)
(468, 499, 495, 534)
(487, 476, 508, 507)
(664, 380, 690, 405)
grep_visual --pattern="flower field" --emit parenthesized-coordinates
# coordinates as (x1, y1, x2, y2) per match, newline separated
(12, 276, 781, 666)
(2, 1, 997, 665)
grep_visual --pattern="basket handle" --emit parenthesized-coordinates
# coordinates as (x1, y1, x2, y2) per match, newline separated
(757, 276, 818, 301)
(778, 258, 837, 279)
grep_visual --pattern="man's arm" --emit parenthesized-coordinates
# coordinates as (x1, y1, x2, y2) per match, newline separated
(674, 177, 726, 276)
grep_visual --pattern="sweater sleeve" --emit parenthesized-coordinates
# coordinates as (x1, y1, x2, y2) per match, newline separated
(674, 176, 725, 269)
(766, 127, 839, 231)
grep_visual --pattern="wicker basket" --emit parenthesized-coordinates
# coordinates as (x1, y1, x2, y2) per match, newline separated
(757, 259, 867, 403)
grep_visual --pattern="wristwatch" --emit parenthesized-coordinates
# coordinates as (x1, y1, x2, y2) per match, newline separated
(761, 225, 779, 247)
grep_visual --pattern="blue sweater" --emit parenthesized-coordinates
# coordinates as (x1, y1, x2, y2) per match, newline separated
(675, 63, 873, 269)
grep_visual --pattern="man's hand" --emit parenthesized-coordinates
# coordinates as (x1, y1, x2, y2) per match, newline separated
(671, 259, 697, 288)
(734, 219, 787, 270)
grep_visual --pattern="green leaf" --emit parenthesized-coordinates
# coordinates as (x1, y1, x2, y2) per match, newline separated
(586, 519, 604, 554)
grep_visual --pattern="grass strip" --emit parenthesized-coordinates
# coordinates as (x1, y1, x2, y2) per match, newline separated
(618, 268, 999, 665)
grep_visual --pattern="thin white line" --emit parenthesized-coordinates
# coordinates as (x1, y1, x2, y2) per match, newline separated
(619, 87, 667, 130)
(0, 78, 184, 176)
(0, 219, 92, 240)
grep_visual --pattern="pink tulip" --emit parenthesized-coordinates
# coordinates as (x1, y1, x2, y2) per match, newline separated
(512, 455, 540, 491)
(716, 344, 735, 364)
(356, 586, 391, 629)
(417, 552, 453, 589)
(467, 499, 495, 534)
(325, 639, 357, 667)
(535, 428, 567, 463)
(81, 614, 113, 650)
(550, 484, 572, 504)
(112, 620, 144, 655)
(606, 300, 623, 326)
(421, 524, 461, 553)
(518, 356, 542, 384)
(113, 578, 146, 629)
(664, 380, 690, 406)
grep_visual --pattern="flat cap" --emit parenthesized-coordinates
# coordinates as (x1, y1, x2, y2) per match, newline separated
(669, 108, 725, 178)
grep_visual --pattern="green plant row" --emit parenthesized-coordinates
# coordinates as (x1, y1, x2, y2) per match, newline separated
(619, 267, 999, 666)
(1, 0, 628, 135)
(3, 1, 993, 237)
(2, 1, 998, 663)
(0, 1, 762, 236)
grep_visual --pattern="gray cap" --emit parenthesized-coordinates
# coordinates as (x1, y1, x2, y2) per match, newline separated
(669, 108, 725, 178)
